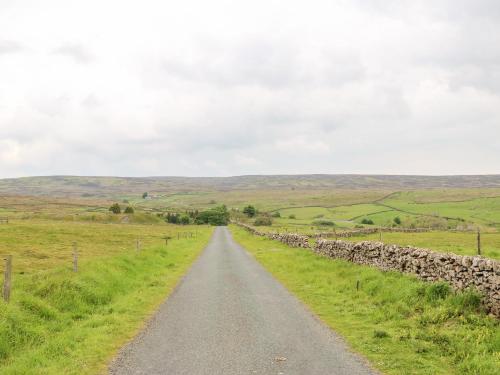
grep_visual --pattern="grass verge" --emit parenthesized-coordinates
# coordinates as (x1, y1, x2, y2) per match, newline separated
(0, 227, 213, 374)
(230, 225, 500, 375)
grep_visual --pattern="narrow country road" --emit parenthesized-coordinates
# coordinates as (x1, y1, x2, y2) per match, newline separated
(109, 227, 375, 375)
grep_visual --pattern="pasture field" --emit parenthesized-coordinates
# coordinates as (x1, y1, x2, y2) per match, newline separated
(126, 188, 390, 212)
(230, 225, 500, 375)
(0, 219, 200, 273)
(0, 196, 214, 374)
(344, 231, 500, 260)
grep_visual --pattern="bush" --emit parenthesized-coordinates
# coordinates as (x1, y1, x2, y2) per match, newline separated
(254, 217, 272, 226)
(165, 213, 179, 224)
(313, 219, 335, 226)
(243, 205, 257, 218)
(271, 211, 281, 218)
(124, 206, 134, 214)
(361, 218, 374, 225)
(288, 214, 296, 219)
(142, 192, 148, 199)
(179, 214, 190, 225)
(195, 205, 230, 226)
(108, 203, 121, 214)
(394, 216, 402, 225)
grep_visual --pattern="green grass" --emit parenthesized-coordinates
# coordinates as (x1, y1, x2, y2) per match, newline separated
(0, 227, 213, 374)
(0, 219, 203, 273)
(381, 191, 500, 227)
(230, 225, 500, 375)
(345, 231, 500, 260)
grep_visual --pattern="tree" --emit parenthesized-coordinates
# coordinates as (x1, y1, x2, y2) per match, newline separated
(243, 205, 256, 218)
(109, 203, 121, 214)
(271, 211, 281, 218)
(124, 206, 134, 214)
(361, 218, 374, 225)
(142, 192, 148, 199)
(195, 205, 230, 225)
(394, 216, 401, 225)
(288, 214, 296, 219)
(166, 213, 179, 224)
(179, 214, 190, 225)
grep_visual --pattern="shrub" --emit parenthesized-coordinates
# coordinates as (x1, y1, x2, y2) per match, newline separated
(361, 218, 374, 225)
(288, 214, 296, 219)
(108, 203, 121, 214)
(142, 192, 148, 199)
(394, 216, 402, 225)
(179, 214, 190, 225)
(271, 211, 281, 218)
(165, 213, 179, 224)
(124, 206, 134, 214)
(195, 205, 230, 225)
(313, 219, 335, 226)
(243, 205, 257, 218)
(254, 217, 272, 226)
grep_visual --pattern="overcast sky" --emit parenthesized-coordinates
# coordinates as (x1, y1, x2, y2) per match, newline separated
(0, 0, 499, 178)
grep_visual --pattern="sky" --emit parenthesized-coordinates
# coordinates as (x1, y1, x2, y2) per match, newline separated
(0, 0, 499, 178)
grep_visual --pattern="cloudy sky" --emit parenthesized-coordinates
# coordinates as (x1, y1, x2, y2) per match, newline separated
(0, 0, 499, 178)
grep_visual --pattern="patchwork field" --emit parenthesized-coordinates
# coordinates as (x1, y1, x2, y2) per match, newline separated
(1, 175, 500, 374)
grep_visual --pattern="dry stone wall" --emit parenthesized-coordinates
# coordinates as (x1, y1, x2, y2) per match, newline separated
(235, 222, 310, 248)
(314, 227, 429, 239)
(314, 239, 500, 316)
(234, 222, 499, 316)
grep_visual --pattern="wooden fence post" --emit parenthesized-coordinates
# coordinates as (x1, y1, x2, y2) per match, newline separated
(477, 229, 481, 255)
(3, 255, 12, 302)
(136, 239, 141, 252)
(379, 227, 382, 242)
(356, 280, 360, 291)
(72, 242, 78, 272)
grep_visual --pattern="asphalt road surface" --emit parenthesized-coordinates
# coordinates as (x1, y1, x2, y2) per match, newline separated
(109, 226, 376, 375)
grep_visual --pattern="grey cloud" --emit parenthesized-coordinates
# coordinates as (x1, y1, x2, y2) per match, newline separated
(0, 40, 22, 55)
(82, 94, 102, 109)
(53, 43, 92, 63)
(158, 38, 365, 90)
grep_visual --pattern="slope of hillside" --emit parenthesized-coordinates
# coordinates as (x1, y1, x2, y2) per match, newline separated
(1, 175, 500, 198)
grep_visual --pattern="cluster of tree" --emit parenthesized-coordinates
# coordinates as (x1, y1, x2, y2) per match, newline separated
(165, 212, 190, 225)
(165, 206, 230, 226)
(109, 203, 134, 214)
(195, 205, 230, 225)
(243, 205, 257, 217)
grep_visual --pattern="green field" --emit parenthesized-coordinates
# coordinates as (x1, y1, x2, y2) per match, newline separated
(1, 178, 500, 374)
(343, 231, 500, 260)
(230, 225, 500, 375)
(0, 209, 213, 373)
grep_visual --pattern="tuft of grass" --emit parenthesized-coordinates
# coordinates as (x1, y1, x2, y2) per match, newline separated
(230, 225, 500, 375)
(0, 228, 213, 374)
